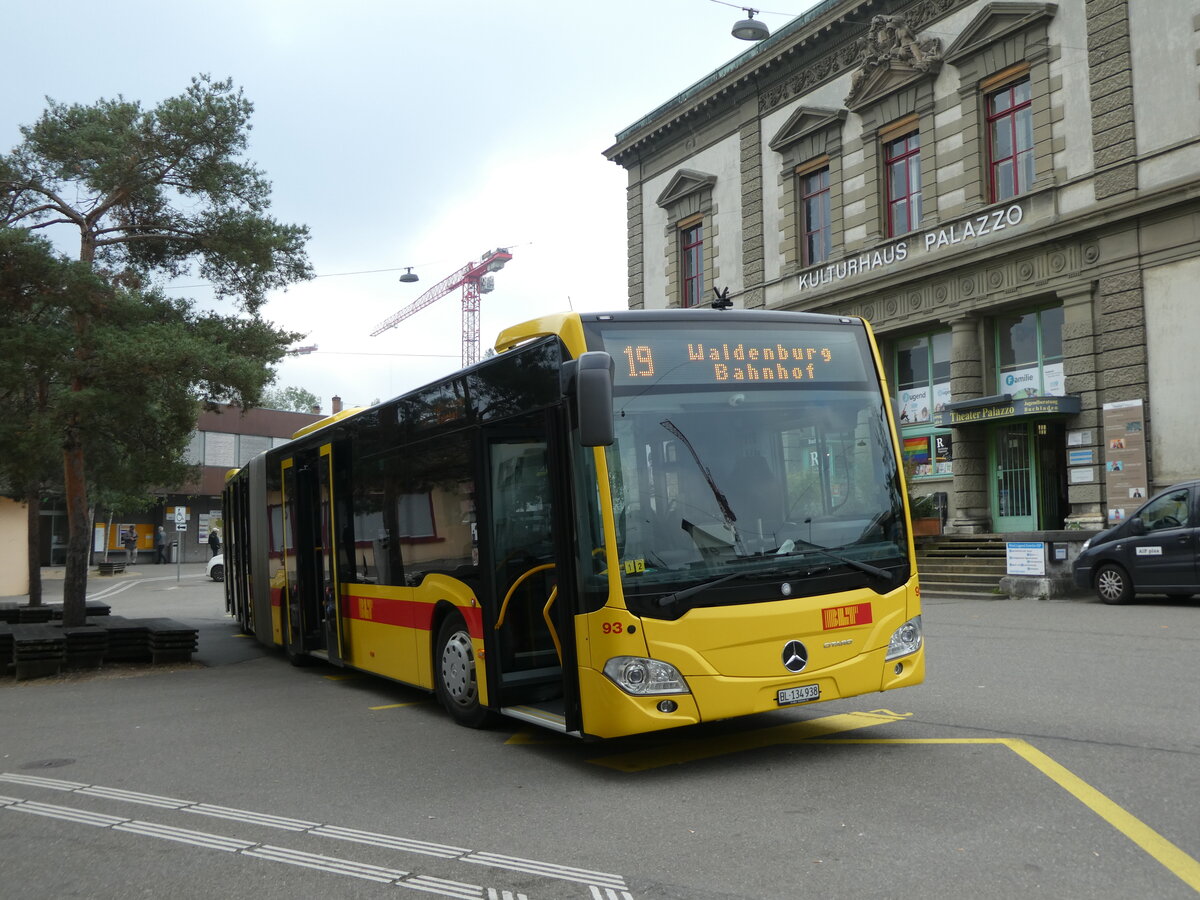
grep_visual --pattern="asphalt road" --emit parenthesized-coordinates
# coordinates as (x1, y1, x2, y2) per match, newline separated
(2, 569, 1197, 899)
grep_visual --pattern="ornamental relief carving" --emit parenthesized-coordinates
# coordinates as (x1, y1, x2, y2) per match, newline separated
(757, 0, 966, 115)
(844, 13, 944, 107)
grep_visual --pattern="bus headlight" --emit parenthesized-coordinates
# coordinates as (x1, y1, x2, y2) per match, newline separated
(603, 656, 690, 695)
(885, 615, 922, 660)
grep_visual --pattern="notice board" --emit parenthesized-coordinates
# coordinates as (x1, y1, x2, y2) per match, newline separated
(1101, 399, 1148, 524)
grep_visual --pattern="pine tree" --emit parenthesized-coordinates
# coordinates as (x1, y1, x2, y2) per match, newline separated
(1, 76, 312, 624)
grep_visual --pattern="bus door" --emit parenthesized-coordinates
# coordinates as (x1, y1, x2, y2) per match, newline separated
(317, 444, 346, 665)
(483, 415, 581, 733)
(280, 452, 328, 660)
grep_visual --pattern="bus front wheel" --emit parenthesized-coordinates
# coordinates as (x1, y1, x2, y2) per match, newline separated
(435, 613, 493, 728)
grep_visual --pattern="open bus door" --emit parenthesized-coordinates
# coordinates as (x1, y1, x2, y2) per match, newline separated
(317, 443, 346, 665)
(482, 412, 582, 734)
(280, 450, 344, 664)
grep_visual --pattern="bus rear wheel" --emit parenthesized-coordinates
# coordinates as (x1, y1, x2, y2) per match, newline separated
(435, 613, 493, 728)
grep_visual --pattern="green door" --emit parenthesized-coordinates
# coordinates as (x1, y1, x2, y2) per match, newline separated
(990, 423, 1038, 532)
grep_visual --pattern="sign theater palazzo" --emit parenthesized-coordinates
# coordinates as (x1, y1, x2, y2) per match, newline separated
(796, 203, 1026, 292)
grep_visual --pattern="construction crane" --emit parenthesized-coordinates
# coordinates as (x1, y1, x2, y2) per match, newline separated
(370, 248, 513, 367)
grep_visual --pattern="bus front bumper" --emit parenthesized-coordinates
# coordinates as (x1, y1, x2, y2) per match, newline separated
(578, 645, 924, 740)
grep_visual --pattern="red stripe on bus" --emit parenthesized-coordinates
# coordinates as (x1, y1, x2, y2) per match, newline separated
(343, 593, 483, 638)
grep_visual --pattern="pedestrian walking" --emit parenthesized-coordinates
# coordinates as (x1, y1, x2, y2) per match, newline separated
(155, 525, 168, 564)
(209, 528, 221, 558)
(123, 527, 138, 564)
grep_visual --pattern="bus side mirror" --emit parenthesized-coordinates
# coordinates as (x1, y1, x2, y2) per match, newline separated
(576, 351, 614, 447)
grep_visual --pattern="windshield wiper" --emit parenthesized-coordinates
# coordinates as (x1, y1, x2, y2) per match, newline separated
(775, 540, 895, 583)
(655, 565, 798, 607)
(656, 572, 746, 607)
(660, 418, 747, 556)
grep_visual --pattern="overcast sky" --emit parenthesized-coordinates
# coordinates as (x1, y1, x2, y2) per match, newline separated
(3, 0, 820, 412)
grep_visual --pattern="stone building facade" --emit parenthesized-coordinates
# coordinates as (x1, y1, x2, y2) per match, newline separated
(604, 0, 1200, 541)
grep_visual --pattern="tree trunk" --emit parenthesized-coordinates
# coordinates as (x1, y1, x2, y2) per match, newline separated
(25, 485, 42, 606)
(62, 438, 90, 627)
(62, 281, 94, 627)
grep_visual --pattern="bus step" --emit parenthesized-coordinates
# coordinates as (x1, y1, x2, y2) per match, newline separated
(500, 703, 568, 733)
(499, 665, 561, 687)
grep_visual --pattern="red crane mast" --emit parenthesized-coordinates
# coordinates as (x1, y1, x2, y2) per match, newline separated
(370, 248, 513, 367)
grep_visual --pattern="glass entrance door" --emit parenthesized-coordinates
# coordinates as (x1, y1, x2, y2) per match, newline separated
(990, 424, 1038, 532)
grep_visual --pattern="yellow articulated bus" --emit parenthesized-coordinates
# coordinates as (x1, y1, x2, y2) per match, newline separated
(222, 309, 924, 739)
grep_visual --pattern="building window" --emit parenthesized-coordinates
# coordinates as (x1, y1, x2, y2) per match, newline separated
(885, 131, 922, 236)
(680, 221, 704, 308)
(987, 78, 1034, 202)
(895, 331, 952, 477)
(995, 306, 1064, 398)
(799, 166, 831, 266)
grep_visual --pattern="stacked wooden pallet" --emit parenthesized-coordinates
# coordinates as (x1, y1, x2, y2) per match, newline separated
(0, 614, 199, 680)
(62, 625, 109, 669)
(143, 619, 199, 664)
(0, 624, 12, 673)
(12, 624, 66, 681)
(94, 616, 151, 662)
(15, 605, 52, 624)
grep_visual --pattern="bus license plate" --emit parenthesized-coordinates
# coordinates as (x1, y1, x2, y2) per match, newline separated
(777, 684, 820, 705)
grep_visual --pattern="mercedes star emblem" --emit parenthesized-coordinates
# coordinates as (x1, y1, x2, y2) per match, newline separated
(781, 639, 808, 673)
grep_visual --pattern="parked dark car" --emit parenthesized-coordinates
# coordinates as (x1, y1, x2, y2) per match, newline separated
(1073, 480, 1199, 604)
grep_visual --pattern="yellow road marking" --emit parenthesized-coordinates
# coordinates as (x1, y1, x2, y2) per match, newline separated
(323, 674, 359, 681)
(586, 709, 911, 772)
(808, 738, 1200, 894)
(506, 729, 566, 745)
(1003, 738, 1200, 892)
(369, 700, 430, 711)
(580, 717, 1199, 892)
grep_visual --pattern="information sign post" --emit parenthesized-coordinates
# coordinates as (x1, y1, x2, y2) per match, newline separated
(174, 507, 187, 581)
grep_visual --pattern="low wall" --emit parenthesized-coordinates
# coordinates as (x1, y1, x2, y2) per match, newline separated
(996, 530, 1099, 600)
(0, 498, 29, 597)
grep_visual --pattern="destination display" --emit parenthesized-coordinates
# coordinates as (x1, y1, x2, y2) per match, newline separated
(598, 326, 872, 388)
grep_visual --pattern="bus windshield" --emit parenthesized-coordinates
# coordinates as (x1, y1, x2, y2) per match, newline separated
(590, 318, 907, 616)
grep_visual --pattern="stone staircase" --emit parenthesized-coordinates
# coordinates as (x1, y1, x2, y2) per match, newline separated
(916, 536, 1008, 600)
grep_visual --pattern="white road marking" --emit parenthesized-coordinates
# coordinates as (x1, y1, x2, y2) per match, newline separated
(77, 785, 192, 808)
(0, 772, 88, 792)
(115, 820, 257, 852)
(86, 573, 205, 602)
(10, 799, 128, 828)
(487, 890, 528, 900)
(465, 851, 628, 888)
(243, 844, 408, 883)
(589, 887, 635, 900)
(311, 823, 468, 858)
(1, 773, 634, 898)
(184, 802, 319, 831)
(399, 873, 488, 899)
